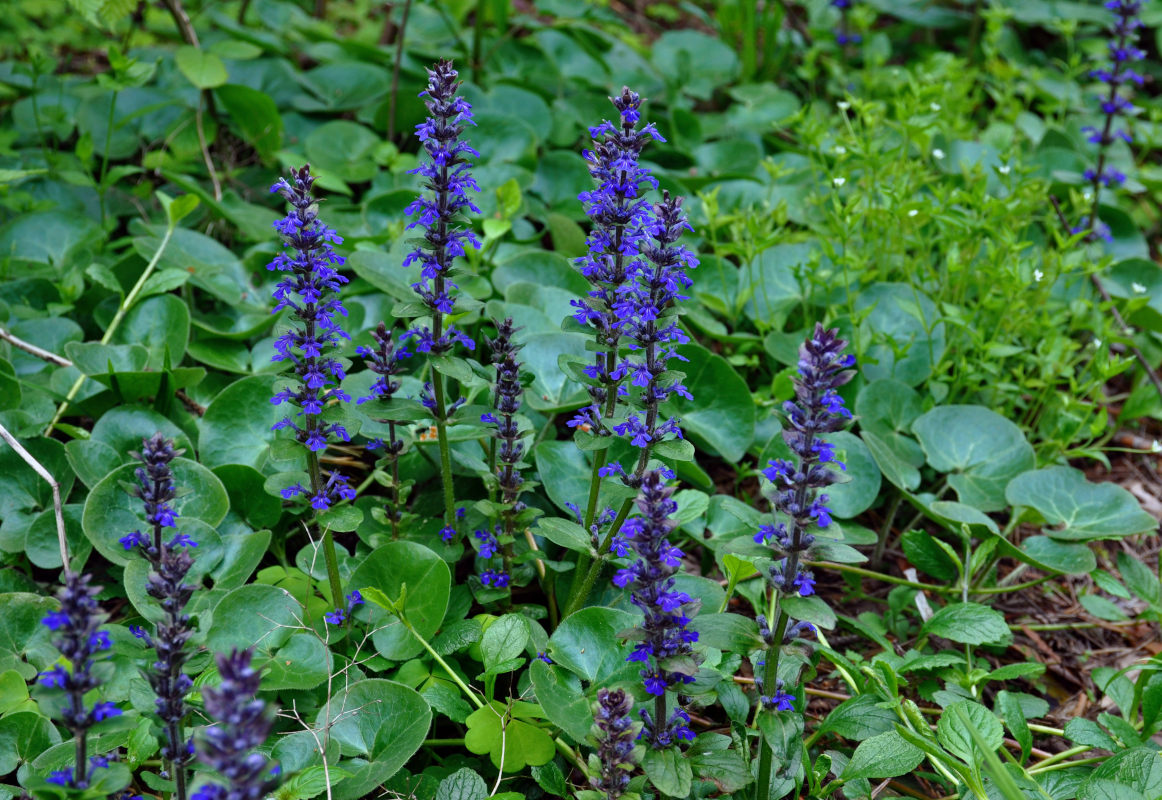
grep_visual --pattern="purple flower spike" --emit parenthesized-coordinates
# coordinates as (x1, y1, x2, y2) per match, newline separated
(405, 59, 481, 355)
(1078, 0, 1143, 240)
(609, 469, 699, 744)
(123, 434, 198, 787)
(37, 571, 120, 789)
(268, 165, 355, 501)
(590, 688, 638, 799)
(570, 87, 664, 434)
(194, 649, 279, 800)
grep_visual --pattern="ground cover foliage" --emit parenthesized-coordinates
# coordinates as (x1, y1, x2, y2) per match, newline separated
(1, 1, 1162, 799)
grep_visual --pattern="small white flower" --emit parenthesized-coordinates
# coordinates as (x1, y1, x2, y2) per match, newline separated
(1152, 439, 1162, 453)
(1033, 269, 1044, 282)
(1083, 190, 1093, 201)
(930, 102, 942, 112)
(932, 148, 945, 160)
(999, 164, 1011, 175)
(838, 101, 851, 111)
(1094, 338, 1103, 348)
(907, 209, 919, 217)
(833, 177, 846, 187)
(835, 145, 847, 155)
(1133, 282, 1147, 294)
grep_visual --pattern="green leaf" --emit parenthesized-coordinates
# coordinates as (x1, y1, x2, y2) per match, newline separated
(534, 440, 596, 516)
(480, 615, 528, 672)
(205, 583, 299, 657)
(199, 374, 288, 470)
(465, 701, 555, 771)
(112, 294, 191, 370)
(0, 437, 73, 521)
(996, 690, 1031, 762)
(322, 679, 431, 800)
(856, 283, 946, 386)
(349, 542, 450, 660)
(216, 85, 283, 162)
(901, 530, 959, 582)
(1065, 718, 1119, 750)
(534, 517, 591, 553)
(936, 700, 1004, 761)
(642, 746, 694, 798)
(63, 342, 148, 375)
(842, 730, 925, 780)
(689, 613, 760, 652)
(990, 533, 1096, 575)
(548, 606, 638, 685)
(165, 194, 200, 226)
(663, 345, 755, 462)
(435, 768, 487, 800)
(912, 405, 1034, 511)
(824, 431, 881, 519)
(1006, 466, 1157, 541)
(82, 457, 228, 566)
(261, 632, 333, 691)
(922, 602, 1010, 646)
(0, 594, 59, 679)
(175, 46, 228, 89)
(529, 659, 590, 742)
(814, 693, 898, 742)
(780, 595, 837, 629)
(1117, 552, 1161, 608)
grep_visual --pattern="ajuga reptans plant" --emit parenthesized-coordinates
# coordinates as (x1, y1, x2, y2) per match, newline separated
(191, 648, 278, 800)
(120, 433, 197, 800)
(569, 87, 662, 531)
(268, 164, 354, 621)
(402, 58, 481, 542)
(753, 324, 854, 795)
(358, 321, 411, 539)
(588, 688, 638, 800)
(1075, 0, 1143, 241)
(475, 317, 529, 591)
(37, 572, 122, 790)
(612, 469, 699, 748)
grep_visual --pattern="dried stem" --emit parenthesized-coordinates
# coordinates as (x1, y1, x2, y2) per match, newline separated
(0, 422, 68, 566)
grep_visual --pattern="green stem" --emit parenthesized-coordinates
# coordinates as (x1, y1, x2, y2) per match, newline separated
(308, 449, 345, 615)
(397, 609, 483, 709)
(430, 375, 456, 525)
(562, 494, 634, 618)
(872, 490, 902, 566)
(98, 89, 117, 227)
(45, 222, 176, 436)
(754, 607, 790, 800)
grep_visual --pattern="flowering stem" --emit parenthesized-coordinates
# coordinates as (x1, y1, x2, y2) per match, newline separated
(754, 607, 789, 800)
(388, 421, 401, 539)
(430, 374, 457, 527)
(307, 449, 345, 613)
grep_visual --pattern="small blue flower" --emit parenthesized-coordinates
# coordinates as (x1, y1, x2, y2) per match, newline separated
(47, 768, 74, 786)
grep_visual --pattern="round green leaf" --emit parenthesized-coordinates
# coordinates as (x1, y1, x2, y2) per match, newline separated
(548, 607, 638, 685)
(349, 542, 450, 660)
(111, 294, 190, 370)
(912, 405, 1034, 512)
(529, 659, 591, 742)
(0, 437, 72, 520)
(1005, 466, 1157, 541)
(0, 593, 59, 679)
(212, 464, 282, 529)
(322, 679, 431, 800)
(89, 406, 193, 460)
(663, 345, 755, 462)
(205, 583, 300, 656)
(175, 46, 229, 89)
(199, 374, 285, 470)
(82, 458, 228, 566)
(824, 431, 881, 519)
(856, 283, 945, 387)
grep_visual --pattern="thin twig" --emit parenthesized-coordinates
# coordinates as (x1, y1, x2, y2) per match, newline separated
(387, 0, 413, 141)
(195, 93, 222, 201)
(159, 0, 199, 47)
(0, 422, 68, 566)
(0, 327, 73, 367)
(1049, 195, 1162, 404)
